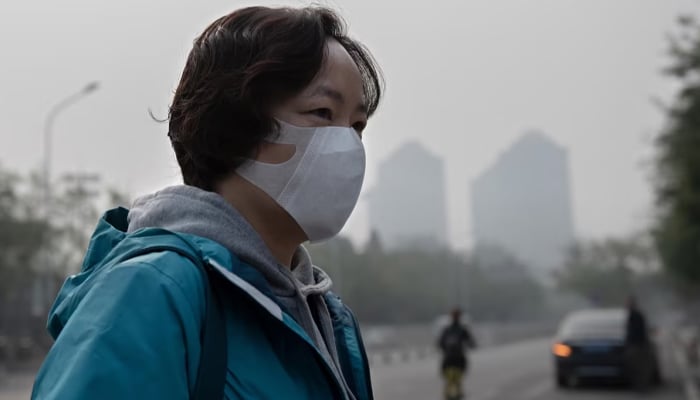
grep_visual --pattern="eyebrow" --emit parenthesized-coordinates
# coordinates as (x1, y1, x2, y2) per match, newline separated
(312, 85, 368, 114)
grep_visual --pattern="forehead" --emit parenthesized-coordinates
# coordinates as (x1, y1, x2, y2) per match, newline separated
(303, 40, 365, 103)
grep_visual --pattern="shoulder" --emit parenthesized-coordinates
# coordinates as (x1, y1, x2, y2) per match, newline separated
(123, 250, 205, 292)
(35, 250, 207, 400)
(102, 230, 235, 311)
(94, 248, 208, 320)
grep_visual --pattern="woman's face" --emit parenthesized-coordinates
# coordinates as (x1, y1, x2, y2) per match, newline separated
(229, 38, 369, 244)
(273, 39, 368, 137)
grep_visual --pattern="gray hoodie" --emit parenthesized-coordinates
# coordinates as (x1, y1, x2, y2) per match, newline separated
(127, 185, 353, 397)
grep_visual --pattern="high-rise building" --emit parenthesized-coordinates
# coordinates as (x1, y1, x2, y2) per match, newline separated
(471, 132, 575, 276)
(368, 142, 448, 250)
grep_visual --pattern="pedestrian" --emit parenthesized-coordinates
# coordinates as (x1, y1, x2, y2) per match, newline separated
(438, 308, 477, 400)
(32, 5, 382, 399)
(624, 295, 652, 390)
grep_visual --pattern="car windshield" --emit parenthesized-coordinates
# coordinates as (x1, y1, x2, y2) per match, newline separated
(559, 310, 626, 339)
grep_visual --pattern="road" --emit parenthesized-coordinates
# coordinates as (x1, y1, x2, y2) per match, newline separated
(371, 337, 686, 400)
(0, 337, 686, 400)
(0, 367, 35, 400)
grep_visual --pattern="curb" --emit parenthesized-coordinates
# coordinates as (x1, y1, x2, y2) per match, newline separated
(672, 338, 700, 400)
(368, 346, 435, 366)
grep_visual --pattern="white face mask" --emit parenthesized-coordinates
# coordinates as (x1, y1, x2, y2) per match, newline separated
(236, 120, 366, 242)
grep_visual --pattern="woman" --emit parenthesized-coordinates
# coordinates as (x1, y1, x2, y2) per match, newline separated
(32, 6, 382, 400)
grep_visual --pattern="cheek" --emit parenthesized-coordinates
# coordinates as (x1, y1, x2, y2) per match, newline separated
(256, 142, 296, 164)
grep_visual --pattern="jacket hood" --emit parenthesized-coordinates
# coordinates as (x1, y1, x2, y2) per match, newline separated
(47, 208, 131, 337)
(126, 186, 343, 381)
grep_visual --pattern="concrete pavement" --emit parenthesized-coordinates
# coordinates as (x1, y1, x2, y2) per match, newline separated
(371, 337, 686, 400)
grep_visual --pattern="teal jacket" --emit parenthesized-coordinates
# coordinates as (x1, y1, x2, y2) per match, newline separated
(32, 208, 373, 399)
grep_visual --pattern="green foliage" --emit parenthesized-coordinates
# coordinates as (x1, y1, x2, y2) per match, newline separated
(654, 16, 700, 284)
(0, 164, 130, 345)
(308, 237, 548, 324)
(468, 246, 547, 320)
(0, 165, 50, 346)
(0, 166, 48, 296)
(555, 236, 658, 306)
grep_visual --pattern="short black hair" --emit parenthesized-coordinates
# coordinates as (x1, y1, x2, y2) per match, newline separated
(168, 6, 383, 190)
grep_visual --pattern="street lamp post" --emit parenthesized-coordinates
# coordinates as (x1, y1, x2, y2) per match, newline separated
(43, 81, 99, 215)
(34, 81, 99, 317)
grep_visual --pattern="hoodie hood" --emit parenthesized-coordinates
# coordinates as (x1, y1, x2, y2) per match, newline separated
(126, 185, 332, 297)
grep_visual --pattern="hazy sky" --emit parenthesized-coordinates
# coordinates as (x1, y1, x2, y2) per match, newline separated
(1, 0, 698, 250)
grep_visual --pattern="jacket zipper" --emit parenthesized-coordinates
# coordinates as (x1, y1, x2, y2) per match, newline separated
(206, 258, 352, 400)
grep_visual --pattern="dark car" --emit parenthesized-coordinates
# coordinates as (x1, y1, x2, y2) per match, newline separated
(552, 308, 661, 388)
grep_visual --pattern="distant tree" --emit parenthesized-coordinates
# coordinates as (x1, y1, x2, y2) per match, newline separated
(0, 164, 51, 358)
(468, 245, 547, 321)
(107, 188, 132, 208)
(0, 165, 49, 296)
(555, 236, 658, 306)
(654, 16, 700, 285)
(0, 165, 131, 353)
(307, 237, 549, 324)
(51, 176, 131, 275)
(52, 173, 101, 275)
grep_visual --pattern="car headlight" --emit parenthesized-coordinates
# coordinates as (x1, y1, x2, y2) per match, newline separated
(552, 343, 572, 357)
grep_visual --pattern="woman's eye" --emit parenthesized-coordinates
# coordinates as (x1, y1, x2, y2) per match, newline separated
(309, 108, 333, 120)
